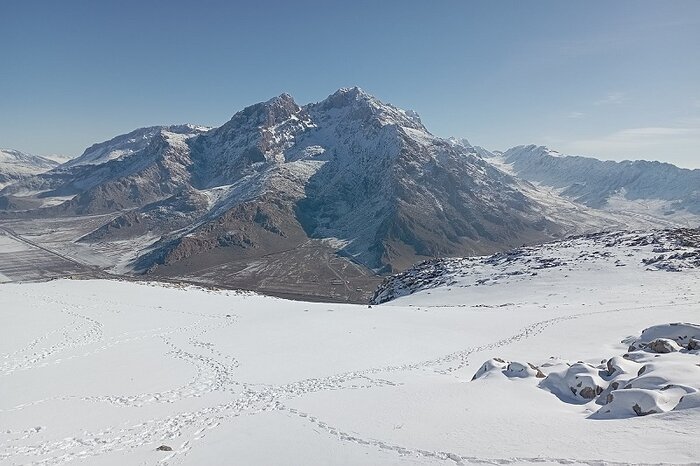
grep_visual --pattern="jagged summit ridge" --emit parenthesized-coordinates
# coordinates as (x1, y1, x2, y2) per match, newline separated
(312, 87, 427, 131)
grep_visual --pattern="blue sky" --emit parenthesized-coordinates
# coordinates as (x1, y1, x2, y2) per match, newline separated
(1, 1, 699, 168)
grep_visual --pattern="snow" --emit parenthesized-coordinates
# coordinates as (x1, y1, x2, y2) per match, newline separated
(494, 144, 700, 221)
(0, 149, 58, 188)
(63, 125, 210, 168)
(1, 229, 699, 465)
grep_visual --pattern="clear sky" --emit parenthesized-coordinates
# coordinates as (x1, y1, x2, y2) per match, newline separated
(1, 1, 699, 168)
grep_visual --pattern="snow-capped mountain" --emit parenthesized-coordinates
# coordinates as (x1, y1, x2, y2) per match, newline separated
(0, 88, 566, 295)
(0, 149, 58, 189)
(2, 90, 698, 300)
(0, 125, 211, 212)
(447, 137, 499, 159)
(499, 145, 700, 215)
(134, 88, 562, 278)
(63, 124, 212, 168)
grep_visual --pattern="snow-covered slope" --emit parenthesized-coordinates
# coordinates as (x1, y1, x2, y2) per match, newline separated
(0, 126, 210, 213)
(1, 227, 699, 464)
(372, 228, 700, 303)
(499, 144, 700, 216)
(63, 124, 211, 168)
(0, 149, 58, 189)
(448, 137, 500, 159)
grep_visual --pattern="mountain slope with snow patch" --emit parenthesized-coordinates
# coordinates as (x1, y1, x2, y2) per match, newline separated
(500, 144, 700, 215)
(0, 149, 58, 189)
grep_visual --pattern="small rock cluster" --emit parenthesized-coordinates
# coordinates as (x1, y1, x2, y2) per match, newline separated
(473, 322, 700, 419)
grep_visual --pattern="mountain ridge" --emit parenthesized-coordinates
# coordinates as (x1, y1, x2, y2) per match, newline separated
(1, 89, 698, 301)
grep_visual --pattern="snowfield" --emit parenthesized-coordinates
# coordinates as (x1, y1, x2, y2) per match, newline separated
(1, 230, 700, 465)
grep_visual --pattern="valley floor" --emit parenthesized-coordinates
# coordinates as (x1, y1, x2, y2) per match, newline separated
(1, 247, 699, 465)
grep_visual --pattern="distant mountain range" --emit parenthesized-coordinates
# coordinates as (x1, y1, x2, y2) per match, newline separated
(0, 149, 58, 190)
(1, 88, 698, 300)
(500, 145, 700, 214)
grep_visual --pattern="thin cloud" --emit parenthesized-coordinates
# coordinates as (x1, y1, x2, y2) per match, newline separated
(614, 127, 698, 137)
(567, 111, 585, 119)
(594, 92, 625, 105)
(560, 124, 700, 168)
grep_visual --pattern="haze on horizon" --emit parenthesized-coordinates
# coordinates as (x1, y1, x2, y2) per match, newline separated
(1, 0, 699, 168)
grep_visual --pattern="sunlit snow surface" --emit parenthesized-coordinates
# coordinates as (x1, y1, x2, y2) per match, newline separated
(1, 230, 700, 465)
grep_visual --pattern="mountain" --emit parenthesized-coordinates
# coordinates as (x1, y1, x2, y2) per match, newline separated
(0, 88, 570, 300)
(42, 153, 75, 164)
(0, 149, 58, 189)
(63, 124, 212, 168)
(499, 145, 700, 215)
(3, 90, 697, 301)
(447, 137, 499, 159)
(0, 125, 211, 213)
(126, 88, 562, 279)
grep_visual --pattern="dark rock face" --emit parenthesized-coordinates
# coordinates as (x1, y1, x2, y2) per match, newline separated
(579, 386, 598, 399)
(648, 339, 680, 354)
(633, 403, 658, 416)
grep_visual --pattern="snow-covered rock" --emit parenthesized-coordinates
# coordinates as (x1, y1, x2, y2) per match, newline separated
(631, 322, 700, 350)
(647, 338, 682, 353)
(473, 321, 700, 420)
(471, 358, 544, 380)
(540, 362, 605, 401)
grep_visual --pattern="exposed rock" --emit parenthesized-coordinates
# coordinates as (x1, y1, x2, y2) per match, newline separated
(633, 403, 658, 416)
(528, 362, 546, 378)
(580, 386, 598, 399)
(648, 338, 682, 354)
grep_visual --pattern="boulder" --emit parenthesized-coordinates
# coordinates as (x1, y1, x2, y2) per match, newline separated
(648, 338, 682, 354)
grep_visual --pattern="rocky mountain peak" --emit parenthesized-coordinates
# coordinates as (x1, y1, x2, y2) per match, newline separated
(320, 86, 373, 107)
(309, 87, 427, 133)
(222, 93, 303, 132)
